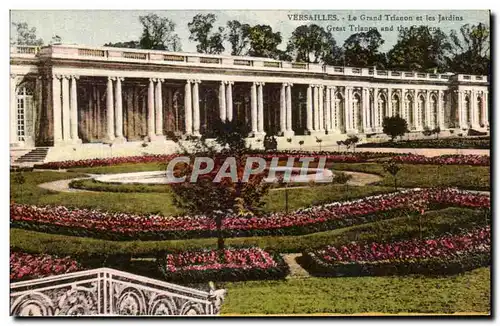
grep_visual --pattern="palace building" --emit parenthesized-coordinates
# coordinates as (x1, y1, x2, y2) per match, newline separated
(10, 44, 489, 162)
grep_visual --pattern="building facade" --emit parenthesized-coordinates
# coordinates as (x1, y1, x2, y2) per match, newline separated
(10, 44, 489, 161)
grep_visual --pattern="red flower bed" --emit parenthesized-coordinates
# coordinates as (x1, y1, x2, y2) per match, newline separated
(10, 252, 81, 282)
(386, 154, 489, 166)
(34, 151, 400, 170)
(158, 247, 289, 282)
(35, 154, 179, 169)
(304, 226, 491, 276)
(10, 188, 490, 241)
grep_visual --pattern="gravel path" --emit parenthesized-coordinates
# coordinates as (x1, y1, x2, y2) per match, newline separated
(282, 253, 310, 278)
(38, 170, 384, 193)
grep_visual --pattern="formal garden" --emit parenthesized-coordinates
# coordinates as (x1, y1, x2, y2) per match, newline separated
(10, 121, 491, 315)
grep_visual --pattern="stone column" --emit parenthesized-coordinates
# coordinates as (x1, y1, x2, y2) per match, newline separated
(343, 87, 349, 132)
(472, 90, 479, 128)
(325, 86, 332, 133)
(306, 85, 313, 133)
(106, 77, 115, 141)
(373, 88, 379, 132)
(401, 89, 407, 121)
(319, 85, 325, 132)
(184, 80, 192, 135)
(313, 85, 319, 131)
(438, 90, 445, 129)
(226, 81, 233, 122)
(147, 78, 155, 139)
(219, 81, 226, 121)
(483, 91, 489, 127)
(279, 83, 286, 135)
(425, 91, 431, 128)
(52, 75, 63, 144)
(155, 79, 164, 136)
(285, 83, 294, 136)
(70, 75, 81, 143)
(114, 77, 125, 141)
(250, 82, 257, 135)
(61, 75, 71, 141)
(192, 80, 201, 136)
(457, 90, 464, 129)
(387, 88, 393, 117)
(10, 74, 18, 144)
(257, 82, 265, 133)
(361, 88, 368, 132)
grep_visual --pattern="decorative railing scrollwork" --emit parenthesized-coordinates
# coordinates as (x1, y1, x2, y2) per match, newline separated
(10, 268, 225, 316)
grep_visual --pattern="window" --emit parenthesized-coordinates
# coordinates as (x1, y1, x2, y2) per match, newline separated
(16, 86, 33, 142)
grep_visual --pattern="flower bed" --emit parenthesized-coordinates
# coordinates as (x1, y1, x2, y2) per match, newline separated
(10, 252, 81, 282)
(34, 151, 399, 170)
(303, 226, 490, 276)
(158, 247, 289, 282)
(358, 137, 490, 149)
(385, 154, 489, 166)
(10, 188, 490, 241)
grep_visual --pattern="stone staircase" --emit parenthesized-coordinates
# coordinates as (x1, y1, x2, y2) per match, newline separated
(13, 147, 49, 164)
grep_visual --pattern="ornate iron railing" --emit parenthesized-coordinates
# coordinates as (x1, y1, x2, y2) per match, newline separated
(10, 268, 225, 316)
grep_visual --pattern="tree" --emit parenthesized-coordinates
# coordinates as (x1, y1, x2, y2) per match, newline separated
(287, 24, 337, 63)
(11, 22, 43, 46)
(343, 29, 386, 68)
(226, 20, 251, 56)
(188, 14, 225, 54)
(170, 119, 269, 251)
(387, 26, 451, 72)
(247, 25, 283, 59)
(447, 23, 490, 75)
(104, 40, 140, 48)
(138, 14, 181, 51)
(384, 161, 401, 191)
(50, 35, 62, 45)
(382, 116, 408, 141)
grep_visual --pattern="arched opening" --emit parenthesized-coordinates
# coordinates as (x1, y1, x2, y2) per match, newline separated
(392, 93, 400, 117)
(417, 94, 425, 129)
(430, 94, 438, 128)
(406, 93, 414, 130)
(377, 93, 387, 127)
(199, 84, 219, 136)
(353, 92, 362, 132)
(465, 95, 472, 127)
(477, 95, 483, 127)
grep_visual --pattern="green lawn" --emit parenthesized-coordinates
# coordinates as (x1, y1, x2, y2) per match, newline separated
(220, 267, 490, 315)
(11, 171, 391, 215)
(333, 163, 490, 190)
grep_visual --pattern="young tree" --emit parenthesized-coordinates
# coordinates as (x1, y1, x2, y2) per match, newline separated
(138, 14, 182, 51)
(170, 119, 269, 251)
(226, 20, 251, 56)
(384, 161, 401, 191)
(188, 14, 225, 54)
(382, 116, 408, 141)
(11, 22, 43, 46)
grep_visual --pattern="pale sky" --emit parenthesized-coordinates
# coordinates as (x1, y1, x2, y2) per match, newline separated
(10, 10, 490, 54)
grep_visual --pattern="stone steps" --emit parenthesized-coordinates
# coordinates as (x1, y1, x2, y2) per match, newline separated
(14, 147, 49, 163)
